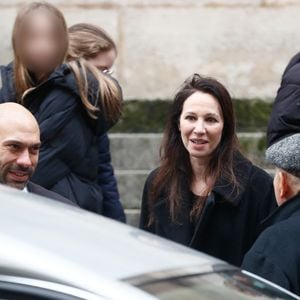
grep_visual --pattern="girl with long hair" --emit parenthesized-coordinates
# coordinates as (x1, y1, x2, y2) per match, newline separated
(68, 23, 125, 222)
(0, 2, 122, 214)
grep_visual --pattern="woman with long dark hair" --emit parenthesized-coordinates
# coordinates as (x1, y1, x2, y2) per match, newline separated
(140, 74, 276, 266)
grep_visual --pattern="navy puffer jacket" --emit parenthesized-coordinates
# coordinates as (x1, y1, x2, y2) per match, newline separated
(0, 63, 125, 218)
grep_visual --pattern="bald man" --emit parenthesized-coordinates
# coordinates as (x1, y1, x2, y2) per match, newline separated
(0, 103, 75, 205)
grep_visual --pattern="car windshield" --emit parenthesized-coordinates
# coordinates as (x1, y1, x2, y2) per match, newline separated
(137, 270, 296, 300)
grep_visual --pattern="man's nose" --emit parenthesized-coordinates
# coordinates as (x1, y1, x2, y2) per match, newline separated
(16, 149, 32, 167)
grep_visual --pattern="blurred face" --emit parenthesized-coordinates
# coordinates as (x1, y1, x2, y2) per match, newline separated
(179, 91, 224, 162)
(87, 48, 117, 74)
(0, 122, 40, 189)
(20, 10, 65, 76)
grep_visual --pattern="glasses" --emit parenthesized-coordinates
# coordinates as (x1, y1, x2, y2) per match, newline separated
(102, 68, 114, 76)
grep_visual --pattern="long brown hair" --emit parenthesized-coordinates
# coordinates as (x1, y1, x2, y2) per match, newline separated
(149, 74, 239, 224)
(12, 1, 68, 100)
(67, 23, 122, 121)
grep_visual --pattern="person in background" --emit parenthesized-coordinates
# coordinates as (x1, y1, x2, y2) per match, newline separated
(0, 102, 75, 206)
(267, 52, 300, 147)
(242, 133, 300, 296)
(140, 74, 276, 267)
(0, 2, 122, 214)
(68, 23, 125, 222)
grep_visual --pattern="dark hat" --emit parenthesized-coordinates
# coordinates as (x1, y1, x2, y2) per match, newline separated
(266, 133, 300, 178)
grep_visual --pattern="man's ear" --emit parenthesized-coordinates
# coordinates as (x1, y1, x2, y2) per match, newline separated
(278, 171, 289, 200)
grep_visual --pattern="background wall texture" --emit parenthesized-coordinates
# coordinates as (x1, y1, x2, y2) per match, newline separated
(1, 0, 300, 101)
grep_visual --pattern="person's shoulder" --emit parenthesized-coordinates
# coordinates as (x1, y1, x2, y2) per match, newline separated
(281, 51, 300, 86)
(54, 62, 98, 97)
(249, 163, 272, 183)
(0, 62, 13, 73)
(0, 62, 15, 103)
(234, 152, 272, 184)
(145, 168, 160, 186)
(27, 181, 77, 207)
(248, 223, 285, 257)
(27, 65, 79, 113)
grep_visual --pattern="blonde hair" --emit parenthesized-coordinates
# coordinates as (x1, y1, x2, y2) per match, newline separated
(67, 23, 122, 121)
(12, 1, 68, 100)
(68, 23, 117, 58)
(12, 4, 122, 123)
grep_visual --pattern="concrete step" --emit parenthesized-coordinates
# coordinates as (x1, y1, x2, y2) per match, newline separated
(125, 209, 140, 228)
(109, 133, 161, 171)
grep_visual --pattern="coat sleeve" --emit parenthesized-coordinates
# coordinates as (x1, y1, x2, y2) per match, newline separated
(97, 133, 126, 223)
(139, 171, 157, 233)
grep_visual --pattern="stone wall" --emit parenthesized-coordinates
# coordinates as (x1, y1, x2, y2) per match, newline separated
(1, 0, 300, 100)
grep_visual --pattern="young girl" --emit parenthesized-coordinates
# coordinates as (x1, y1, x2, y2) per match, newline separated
(68, 23, 125, 222)
(0, 2, 122, 215)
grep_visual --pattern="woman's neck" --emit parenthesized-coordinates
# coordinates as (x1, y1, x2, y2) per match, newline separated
(31, 70, 51, 85)
(190, 156, 214, 196)
(190, 156, 208, 180)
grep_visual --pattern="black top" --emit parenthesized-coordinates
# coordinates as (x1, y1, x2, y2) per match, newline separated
(140, 153, 277, 267)
(242, 193, 300, 296)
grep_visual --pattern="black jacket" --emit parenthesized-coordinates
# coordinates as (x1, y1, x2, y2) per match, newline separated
(27, 181, 76, 206)
(242, 194, 300, 296)
(267, 52, 300, 146)
(0, 63, 126, 222)
(0, 63, 15, 102)
(0, 63, 118, 214)
(97, 133, 126, 222)
(140, 153, 276, 267)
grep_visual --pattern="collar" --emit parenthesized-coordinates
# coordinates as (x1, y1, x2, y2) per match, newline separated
(262, 193, 300, 227)
(212, 152, 253, 207)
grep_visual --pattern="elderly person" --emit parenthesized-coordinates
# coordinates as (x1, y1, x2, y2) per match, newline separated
(242, 133, 300, 296)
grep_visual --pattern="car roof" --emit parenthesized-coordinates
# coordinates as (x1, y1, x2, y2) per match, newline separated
(0, 184, 224, 298)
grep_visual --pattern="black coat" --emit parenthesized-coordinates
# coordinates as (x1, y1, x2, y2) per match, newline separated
(27, 181, 76, 207)
(0, 63, 125, 221)
(267, 52, 300, 146)
(242, 193, 300, 296)
(0, 63, 117, 213)
(140, 153, 276, 267)
(0, 63, 15, 101)
(97, 133, 126, 222)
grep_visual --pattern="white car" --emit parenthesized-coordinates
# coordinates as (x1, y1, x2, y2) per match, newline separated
(0, 184, 298, 300)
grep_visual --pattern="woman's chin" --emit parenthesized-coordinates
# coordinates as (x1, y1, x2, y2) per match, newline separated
(189, 150, 211, 160)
